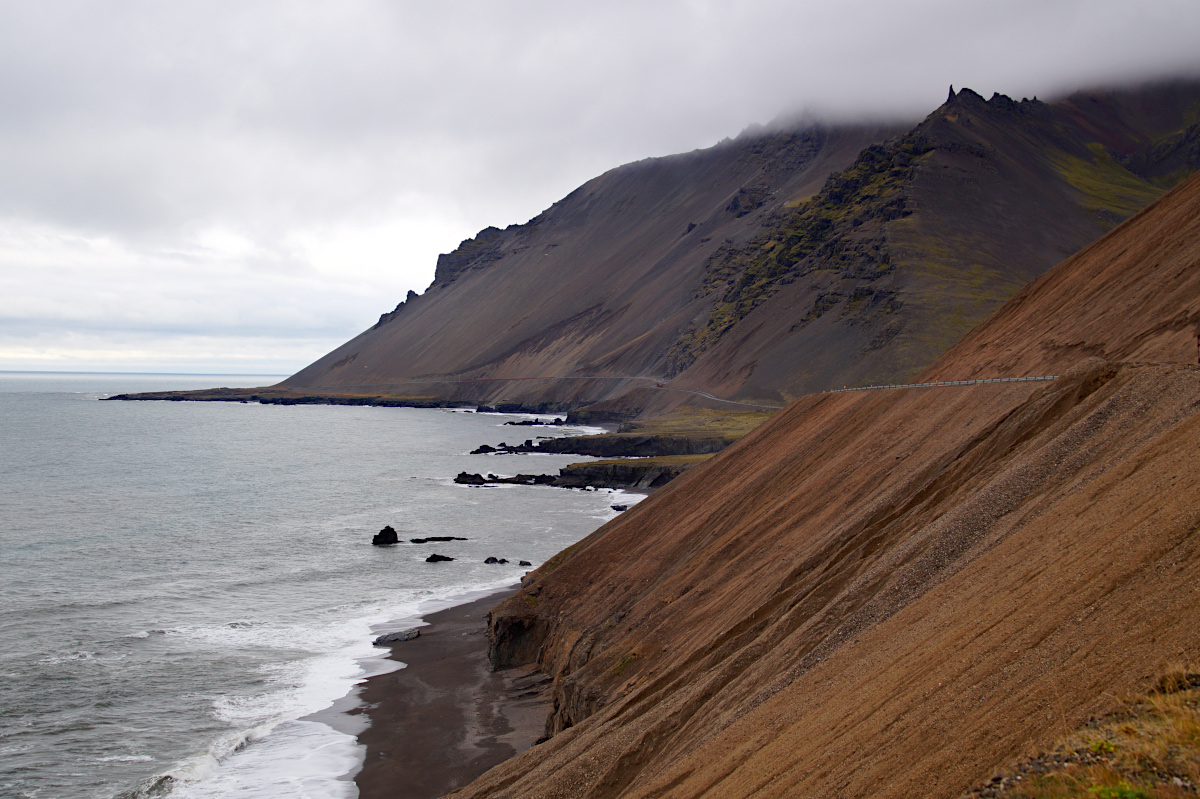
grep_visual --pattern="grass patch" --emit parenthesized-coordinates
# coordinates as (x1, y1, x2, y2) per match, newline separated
(611, 653, 639, 676)
(615, 407, 776, 439)
(574, 454, 715, 469)
(971, 666, 1200, 798)
(1051, 142, 1164, 223)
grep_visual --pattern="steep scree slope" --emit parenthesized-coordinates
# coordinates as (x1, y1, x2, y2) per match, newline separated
(281, 81, 1200, 411)
(456, 172, 1200, 798)
(282, 123, 902, 407)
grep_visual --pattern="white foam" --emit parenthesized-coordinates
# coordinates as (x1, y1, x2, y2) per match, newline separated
(158, 579, 520, 799)
(168, 721, 360, 799)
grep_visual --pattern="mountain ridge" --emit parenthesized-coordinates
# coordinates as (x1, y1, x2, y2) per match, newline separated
(273, 79, 1200, 413)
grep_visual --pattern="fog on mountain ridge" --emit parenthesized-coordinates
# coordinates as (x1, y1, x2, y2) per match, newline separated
(0, 0, 1198, 372)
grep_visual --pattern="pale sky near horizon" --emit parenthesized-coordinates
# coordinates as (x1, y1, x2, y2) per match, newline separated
(2, 1, 1199, 374)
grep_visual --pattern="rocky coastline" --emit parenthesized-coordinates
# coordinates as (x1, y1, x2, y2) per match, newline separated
(454, 455, 699, 491)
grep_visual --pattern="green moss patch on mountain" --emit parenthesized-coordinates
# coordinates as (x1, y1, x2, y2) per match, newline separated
(664, 136, 932, 376)
(966, 668, 1200, 798)
(1052, 142, 1166, 225)
(669, 86, 1200, 399)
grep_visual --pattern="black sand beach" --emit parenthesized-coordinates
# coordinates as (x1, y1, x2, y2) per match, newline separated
(352, 590, 552, 799)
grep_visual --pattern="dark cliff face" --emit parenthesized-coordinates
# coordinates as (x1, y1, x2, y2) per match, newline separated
(281, 79, 1200, 412)
(669, 82, 1200, 403)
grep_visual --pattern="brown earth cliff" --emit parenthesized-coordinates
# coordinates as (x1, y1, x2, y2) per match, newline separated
(457, 171, 1200, 798)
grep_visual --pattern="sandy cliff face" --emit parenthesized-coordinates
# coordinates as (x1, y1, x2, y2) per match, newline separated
(460, 172, 1200, 798)
(280, 82, 1200, 411)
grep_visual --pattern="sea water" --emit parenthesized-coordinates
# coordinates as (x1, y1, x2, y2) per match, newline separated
(0, 373, 637, 798)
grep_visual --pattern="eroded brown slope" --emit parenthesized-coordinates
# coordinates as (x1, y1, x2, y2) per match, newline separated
(450, 172, 1200, 797)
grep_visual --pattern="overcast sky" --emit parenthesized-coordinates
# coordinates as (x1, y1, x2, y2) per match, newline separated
(2, 1, 1198, 374)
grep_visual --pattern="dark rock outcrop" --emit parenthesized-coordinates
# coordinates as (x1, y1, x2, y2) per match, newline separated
(372, 628, 420, 645)
(479, 433, 733, 458)
(410, 536, 468, 544)
(457, 472, 560, 486)
(484, 557, 510, 564)
(426, 553, 454, 563)
(371, 525, 399, 545)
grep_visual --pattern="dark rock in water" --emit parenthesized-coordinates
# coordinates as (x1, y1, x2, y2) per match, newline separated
(471, 444, 497, 454)
(611, 504, 628, 512)
(373, 628, 420, 646)
(484, 556, 504, 564)
(426, 553, 454, 562)
(519, 560, 532, 567)
(455, 472, 486, 485)
(372, 525, 399, 545)
(410, 536, 468, 544)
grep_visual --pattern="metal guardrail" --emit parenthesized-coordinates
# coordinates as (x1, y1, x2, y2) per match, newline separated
(825, 375, 1059, 394)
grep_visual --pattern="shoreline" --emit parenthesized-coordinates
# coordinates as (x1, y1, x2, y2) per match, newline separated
(347, 586, 552, 799)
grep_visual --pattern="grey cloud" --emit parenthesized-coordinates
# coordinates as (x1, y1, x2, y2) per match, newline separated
(0, 0, 1197, 371)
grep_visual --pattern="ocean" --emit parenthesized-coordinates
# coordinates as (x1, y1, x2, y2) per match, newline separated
(0, 372, 635, 799)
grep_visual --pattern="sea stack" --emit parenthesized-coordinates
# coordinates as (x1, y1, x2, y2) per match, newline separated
(371, 525, 399, 545)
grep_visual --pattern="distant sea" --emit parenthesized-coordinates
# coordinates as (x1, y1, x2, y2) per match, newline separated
(0, 372, 634, 798)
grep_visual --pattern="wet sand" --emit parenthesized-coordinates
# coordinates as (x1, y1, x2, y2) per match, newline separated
(352, 589, 553, 799)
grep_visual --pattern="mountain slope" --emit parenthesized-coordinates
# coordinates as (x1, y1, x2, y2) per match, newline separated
(279, 81, 1200, 411)
(671, 82, 1200, 402)
(281, 123, 902, 407)
(457, 171, 1200, 798)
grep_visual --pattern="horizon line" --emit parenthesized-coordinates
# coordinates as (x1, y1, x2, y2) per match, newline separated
(0, 369, 289, 377)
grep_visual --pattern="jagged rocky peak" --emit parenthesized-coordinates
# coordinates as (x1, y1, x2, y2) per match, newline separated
(373, 289, 419, 329)
(431, 225, 508, 287)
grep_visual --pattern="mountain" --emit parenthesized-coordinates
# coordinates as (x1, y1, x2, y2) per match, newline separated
(281, 122, 905, 410)
(275, 80, 1200, 414)
(460, 170, 1200, 798)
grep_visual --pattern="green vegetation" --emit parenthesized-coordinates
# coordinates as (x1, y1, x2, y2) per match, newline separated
(614, 407, 776, 440)
(977, 667, 1200, 798)
(1052, 143, 1164, 225)
(544, 407, 777, 458)
(611, 653, 639, 676)
(664, 136, 932, 375)
(571, 453, 714, 470)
